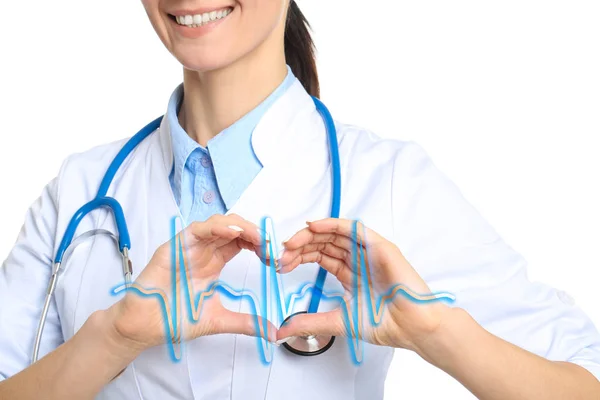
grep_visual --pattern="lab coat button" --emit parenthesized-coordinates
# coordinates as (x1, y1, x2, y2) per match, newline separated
(203, 190, 215, 204)
(556, 290, 576, 306)
(200, 156, 212, 168)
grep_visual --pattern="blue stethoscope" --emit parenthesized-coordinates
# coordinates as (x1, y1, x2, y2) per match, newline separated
(32, 97, 341, 363)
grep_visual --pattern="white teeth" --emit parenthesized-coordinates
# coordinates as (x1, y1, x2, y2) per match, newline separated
(174, 8, 232, 27)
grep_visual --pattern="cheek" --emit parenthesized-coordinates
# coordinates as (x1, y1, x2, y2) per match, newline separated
(217, 0, 285, 61)
(140, 0, 168, 40)
(228, 1, 282, 50)
(239, 0, 285, 36)
(140, 0, 159, 17)
(245, 0, 287, 30)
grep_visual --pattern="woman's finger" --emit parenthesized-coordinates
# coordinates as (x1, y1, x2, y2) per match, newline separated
(224, 213, 263, 246)
(307, 219, 385, 247)
(278, 251, 354, 285)
(279, 242, 350, 271)
(210, 309, 278, 344)
(214, 237, 254, 264)
(182, 215, 261, 249)
(284, 230, 356, 252)
(236, 237, 258, 252)
(183, 219, 237, 243)
(207, 215, 262, 247)
(294, 242, 350, 262)
(277, 309, 345, 340)
(172, 225, 241, 270)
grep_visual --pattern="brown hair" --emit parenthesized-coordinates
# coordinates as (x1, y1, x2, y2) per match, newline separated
(284, 1, 320, 98)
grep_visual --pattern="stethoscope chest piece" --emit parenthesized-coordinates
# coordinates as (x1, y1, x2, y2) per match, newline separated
(280, 311, 336, 356)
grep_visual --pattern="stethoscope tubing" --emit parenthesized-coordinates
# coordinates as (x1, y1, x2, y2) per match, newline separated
(53, 116, 163, 265)
(307, 97, 341, 314)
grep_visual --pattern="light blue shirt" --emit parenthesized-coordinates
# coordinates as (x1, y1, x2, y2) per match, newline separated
(168, 66, 296, 224)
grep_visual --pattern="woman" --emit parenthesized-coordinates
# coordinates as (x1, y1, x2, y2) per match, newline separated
(0, 0, 599, 399)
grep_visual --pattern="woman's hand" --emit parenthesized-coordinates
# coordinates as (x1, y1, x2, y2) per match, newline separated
(276, 218, 451, 353)
(107, 214, 277, 353)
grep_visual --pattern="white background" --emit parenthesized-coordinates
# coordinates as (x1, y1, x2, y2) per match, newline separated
(1, 0, 599, 398)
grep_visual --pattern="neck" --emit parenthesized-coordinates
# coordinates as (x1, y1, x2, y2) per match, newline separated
(179, 47, 288, 147)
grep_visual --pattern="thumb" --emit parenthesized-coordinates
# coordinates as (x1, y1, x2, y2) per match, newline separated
(211, 309, 278, 344)
(277, 310, 345, 341)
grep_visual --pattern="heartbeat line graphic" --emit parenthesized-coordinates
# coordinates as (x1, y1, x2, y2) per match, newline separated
(111, 217, 455, 365)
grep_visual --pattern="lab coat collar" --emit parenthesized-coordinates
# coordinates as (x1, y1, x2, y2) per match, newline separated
(249, 79, 317, 165)
(157, 79, 317, 175)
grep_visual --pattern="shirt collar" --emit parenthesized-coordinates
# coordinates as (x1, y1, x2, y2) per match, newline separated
(165, 65, 297, 210)
(158, 76, 317, 175)
(165, 84, 199, 205)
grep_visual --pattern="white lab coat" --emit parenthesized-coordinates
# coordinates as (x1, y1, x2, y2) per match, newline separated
(1, 79, 600, 399)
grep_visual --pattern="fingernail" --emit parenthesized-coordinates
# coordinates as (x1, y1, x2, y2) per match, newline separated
(228, 225, 244, 232)
(275, 337, 294, 345)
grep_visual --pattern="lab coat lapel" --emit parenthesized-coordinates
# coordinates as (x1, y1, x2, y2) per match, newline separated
(227, 79, 335, 322)
(227, 79, 332, 231)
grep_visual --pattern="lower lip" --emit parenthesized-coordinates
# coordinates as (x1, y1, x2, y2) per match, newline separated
(169, 9, 233, 39)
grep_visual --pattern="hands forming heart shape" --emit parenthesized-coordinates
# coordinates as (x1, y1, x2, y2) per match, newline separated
(107, 214, 452, 357)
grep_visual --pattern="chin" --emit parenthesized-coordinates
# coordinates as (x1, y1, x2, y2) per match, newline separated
(172, 37, 269, 74)
(176, 53, 234, 73)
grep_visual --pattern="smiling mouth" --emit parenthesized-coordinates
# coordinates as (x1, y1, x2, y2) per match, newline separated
(168, 7, 233, 28)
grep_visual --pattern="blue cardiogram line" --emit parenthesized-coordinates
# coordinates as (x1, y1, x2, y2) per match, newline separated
(111, 216, 456, 365)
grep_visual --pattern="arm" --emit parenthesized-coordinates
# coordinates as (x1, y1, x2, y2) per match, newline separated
(0, 309, 142, 399)
(0, 176, 139, 398)
(0, 178, 64, 381)
(395, 142, 600, 398)
(418, 307, 600, 400)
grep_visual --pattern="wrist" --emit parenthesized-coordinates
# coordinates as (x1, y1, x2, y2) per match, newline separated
(411, 306, 474, 369)
(48, 308, 146, 388)
(93, 306, 147, 362)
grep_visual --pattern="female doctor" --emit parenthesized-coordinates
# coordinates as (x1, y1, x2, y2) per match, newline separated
(1, 0, 600, 399)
